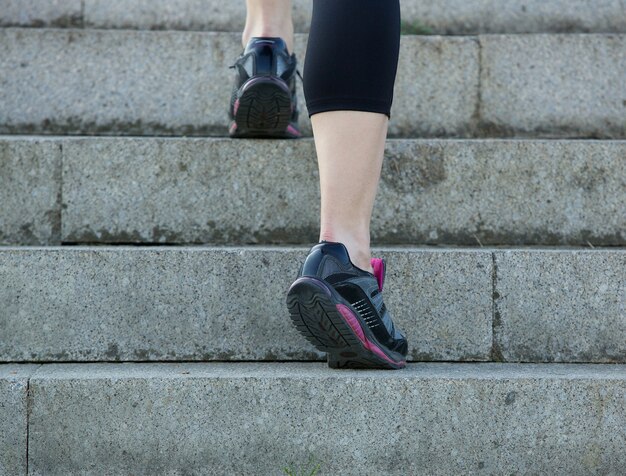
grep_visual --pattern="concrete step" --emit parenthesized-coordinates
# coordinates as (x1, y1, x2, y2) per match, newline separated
(1, 247, 624, 364)
(0, 365, 33, 475)
(1, 30, 624, 138)
(3, 0, 626, 34)
(1, 136, 624, 247)
(3, 362, 625, 475)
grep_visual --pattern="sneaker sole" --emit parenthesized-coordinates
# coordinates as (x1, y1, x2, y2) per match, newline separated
(229, 76, 300, 139)
(286, 277, 406, 370)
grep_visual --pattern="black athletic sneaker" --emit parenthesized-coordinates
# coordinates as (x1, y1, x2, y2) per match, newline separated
(286, 242, 408, 369)
(228, 37, 301, 138)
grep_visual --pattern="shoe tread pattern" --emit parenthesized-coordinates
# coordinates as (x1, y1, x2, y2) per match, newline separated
(232, 81, 292, 138)
(286, 279, 405, 370)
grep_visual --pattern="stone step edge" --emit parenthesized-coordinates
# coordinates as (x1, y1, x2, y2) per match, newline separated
(4, 361, 625, 475)
(3, 0, 626, 35)
(4, 134, 626, 142)
(3, 245, 622, 251)
(3, 136, 625, 248)
(5, 361, 626, 380)
(2, 30, 625, 141)
(2, 246, 624, 363)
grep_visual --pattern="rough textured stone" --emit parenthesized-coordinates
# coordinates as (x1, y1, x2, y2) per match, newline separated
(0, 29, 242, 137)
(495, 250, 626, 363)
(390, 36, 479, 137)
(376, 140, 626, 245)
(0, 0, 82, 27)
(28, 362, 626, 475)
(401, 0, 626, 34)
(0, 364, 38, 475)
(479, 34, 626, 138)
(0, 30, 478, 137)
(0, 137, 62, 245)
(0, 247, 493, 362)
(381, 249, 492, 361)
(58, 137, 626, 246)
(60, 138, 320, 245)
(84, 0, 242, 31)
(83, 0, 312, 33)
(5, 30, 625, 138)
(6, 0, 623, 34)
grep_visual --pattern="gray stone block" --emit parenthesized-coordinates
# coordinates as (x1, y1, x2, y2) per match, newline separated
(0, 29, 241, 137)
(0, 138, 62, 245)
(12, 0, 622, 34)
(84, 0, 312, 33)
(0, 0, 82, 27)
(0, 364, 37, 475)
(390, 36, 479, 137)
(377, 140, 626, 245)
(57, 137, 626, 246)
(5, 30, 625, 138)
(0, 247, 493, 362)
(401, 0, 626, 34)
(0, 29, 478, 137)
(495, 250, 626, 363)
(479, 34, 626, 138)
(28, 362, 626, 475)
(60, 138, 320, 245)
(84, 0, 246, 31)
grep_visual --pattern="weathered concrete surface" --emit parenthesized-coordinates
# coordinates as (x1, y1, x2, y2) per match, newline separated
(0, 364, 38, 476)
(0, 138, 62, 245)
(57, 137, 626, 246)
(0, 247, 492, 363)
(0, 29, 476, 138)
(2, 136, 622, 246)
(5, 0, 626, 34)
(479, 34, 626, 139)
(495, 250, 626, 363)
(0, 0, 82, 27)
(83, 0, 312, 34)
(28, 362, 626, 475)
(401, 0, 626, 34)
(390, 37, 479, 137)
(3, 30, 624, 138)
(60, 138, 320, 245)
(0, 29, 242, 137)
(377, 140, 626, 245)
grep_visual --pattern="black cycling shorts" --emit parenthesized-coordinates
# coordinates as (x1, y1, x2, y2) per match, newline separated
(303, 0, 401, 118)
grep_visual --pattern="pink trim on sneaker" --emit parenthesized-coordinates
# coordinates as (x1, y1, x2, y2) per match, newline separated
(286, 124, 301, 137)
(371, 258, 385, 291)
(233, 98, 241, 115)
(336, 304, 403, 366)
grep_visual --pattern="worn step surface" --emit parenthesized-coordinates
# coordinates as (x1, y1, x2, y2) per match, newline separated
(1, 247, 624, 364)
(2, 362, 624, 475)
(1, 137, 624, 247)
(3, 0, 626, 34)
(1, 30, 624, 138)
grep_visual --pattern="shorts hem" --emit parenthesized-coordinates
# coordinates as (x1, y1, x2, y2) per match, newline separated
(306, 98, 392, 118)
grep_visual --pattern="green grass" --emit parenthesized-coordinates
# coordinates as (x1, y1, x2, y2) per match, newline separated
(401, 19, 433, 35)
(283, 455, 322, 476)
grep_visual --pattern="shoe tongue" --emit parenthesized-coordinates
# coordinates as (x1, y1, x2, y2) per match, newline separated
(371, 258, 385, 291)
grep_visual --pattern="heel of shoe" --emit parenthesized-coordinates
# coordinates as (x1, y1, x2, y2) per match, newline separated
(231, 76, 295, 137)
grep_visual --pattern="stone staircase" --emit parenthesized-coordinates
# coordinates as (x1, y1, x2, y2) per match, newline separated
(1, 1, 625, 474)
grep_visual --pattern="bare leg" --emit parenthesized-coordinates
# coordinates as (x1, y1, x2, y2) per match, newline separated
(286, 0, 406, 370)
(313, 111, 388, 274)
(243, 0, 294, 52)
